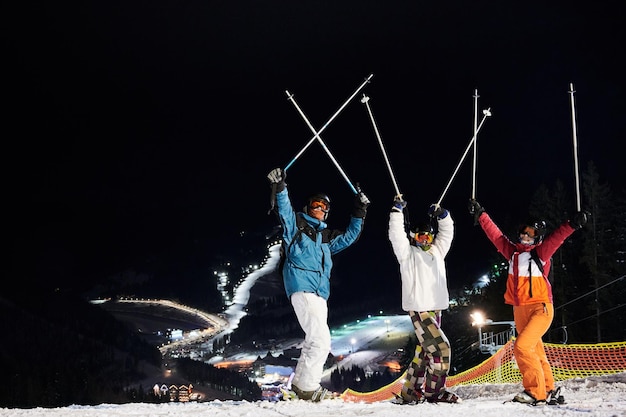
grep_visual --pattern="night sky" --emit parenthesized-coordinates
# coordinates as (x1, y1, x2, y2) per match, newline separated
(7, 1, 625, 295)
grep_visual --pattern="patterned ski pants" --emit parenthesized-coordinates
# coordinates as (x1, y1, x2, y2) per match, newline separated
(402, 310, 451, 399)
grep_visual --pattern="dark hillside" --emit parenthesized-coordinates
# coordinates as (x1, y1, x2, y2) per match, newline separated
(0, 289, 162, 407)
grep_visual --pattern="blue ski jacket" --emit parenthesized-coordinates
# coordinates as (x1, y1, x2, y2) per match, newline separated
(276, 187, 364, 300)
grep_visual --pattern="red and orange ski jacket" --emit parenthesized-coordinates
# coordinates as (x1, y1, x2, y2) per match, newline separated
(477, 212, 576, 306)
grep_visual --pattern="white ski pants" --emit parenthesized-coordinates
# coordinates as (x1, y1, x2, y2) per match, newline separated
(290, 291, 331, 391)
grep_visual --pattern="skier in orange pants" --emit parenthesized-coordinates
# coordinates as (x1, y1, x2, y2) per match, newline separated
(513, 302, 554, 403)
(469, 199, 588, 406)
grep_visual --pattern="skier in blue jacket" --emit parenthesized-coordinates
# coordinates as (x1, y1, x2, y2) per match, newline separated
(267, 167, 370, 401)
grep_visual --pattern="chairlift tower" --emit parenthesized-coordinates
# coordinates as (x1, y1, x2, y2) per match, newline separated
(471, 312, 516, 355)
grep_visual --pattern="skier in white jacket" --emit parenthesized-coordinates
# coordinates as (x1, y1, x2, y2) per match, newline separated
(388, 196, 460, 404)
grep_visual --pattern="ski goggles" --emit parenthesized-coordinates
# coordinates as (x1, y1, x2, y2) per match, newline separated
(415, 232, 434, 245)
(519, 226, 537, 238)
(310, 200, 329, 212)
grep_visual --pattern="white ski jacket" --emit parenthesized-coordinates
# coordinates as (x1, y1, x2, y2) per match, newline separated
(388, 210, 454, 312)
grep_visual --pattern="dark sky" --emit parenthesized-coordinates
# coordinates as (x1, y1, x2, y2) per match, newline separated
(7, 1, 626, 293)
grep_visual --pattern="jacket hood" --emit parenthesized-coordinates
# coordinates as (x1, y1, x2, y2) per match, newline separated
(299, 212, 328, 230)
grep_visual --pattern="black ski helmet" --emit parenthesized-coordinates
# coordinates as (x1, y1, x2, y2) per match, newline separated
(410, 220, 435, 250)
(304, 193, 331, 220)
(415, 221, 434, 235)
(518, 219, 547, 244)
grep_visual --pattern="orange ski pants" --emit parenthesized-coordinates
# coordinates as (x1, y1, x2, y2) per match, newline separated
(512, 302, 555, 401)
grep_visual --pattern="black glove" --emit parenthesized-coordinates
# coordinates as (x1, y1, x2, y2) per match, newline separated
(267, 168, 286, 192)
(428, 203, 448, 219)
(352, 191, 370, 218)
(468, 199, 485, 225)
(569, 210, 590, 230)
(392, 195, 407, 212)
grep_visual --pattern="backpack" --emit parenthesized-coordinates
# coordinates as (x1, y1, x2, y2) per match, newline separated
(277, 215, 337, 278)
(529, 248, 554, 284)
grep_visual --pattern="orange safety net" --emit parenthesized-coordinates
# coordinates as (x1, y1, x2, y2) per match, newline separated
(340, 339, 626, 403)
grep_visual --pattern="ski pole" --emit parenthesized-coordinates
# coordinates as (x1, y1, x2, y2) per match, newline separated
(283, 73, 374, 172)
(361, 94, 402, 198)
(437, 108, 492, 206)
(568, 83, 582, 211)
(471, 89, 479, 200)
(286, 91, 358, 194)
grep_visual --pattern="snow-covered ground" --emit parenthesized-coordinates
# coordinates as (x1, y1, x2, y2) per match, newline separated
(2, 373, 625, 417)
(55, 244, 624, 417)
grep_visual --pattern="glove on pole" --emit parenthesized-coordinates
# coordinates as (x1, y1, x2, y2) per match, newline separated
(352, 184, 371, 218)
(468, 199, 485, 226)
(428, 203, 448, 219)
(285, 90, 359, 194)
(283, 74, 374, 173)
(392, 195, 407, 212)
(267, 168, 286, 191)
(361, 94, 402, 199)
(437, 108, 492, 206)
(569, 210, 590, 230)
(391, 195, 412, 238)
(267, 168, 286, 214)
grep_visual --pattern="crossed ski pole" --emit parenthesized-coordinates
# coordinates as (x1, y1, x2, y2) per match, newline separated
(283, 74, 374, 193)
(268, 74, 373, 213)
(285, 91, 358, 194)
(284, 74, 374, 175)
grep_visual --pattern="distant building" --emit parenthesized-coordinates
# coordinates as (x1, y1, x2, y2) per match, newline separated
(165, 384, 193, 402)
(178, 384, 191, 402)
(169, 385, 179, 402)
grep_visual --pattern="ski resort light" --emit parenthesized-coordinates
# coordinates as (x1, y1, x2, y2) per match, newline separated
(474, 274, 490, 288)
(470, 311, 489, 326)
